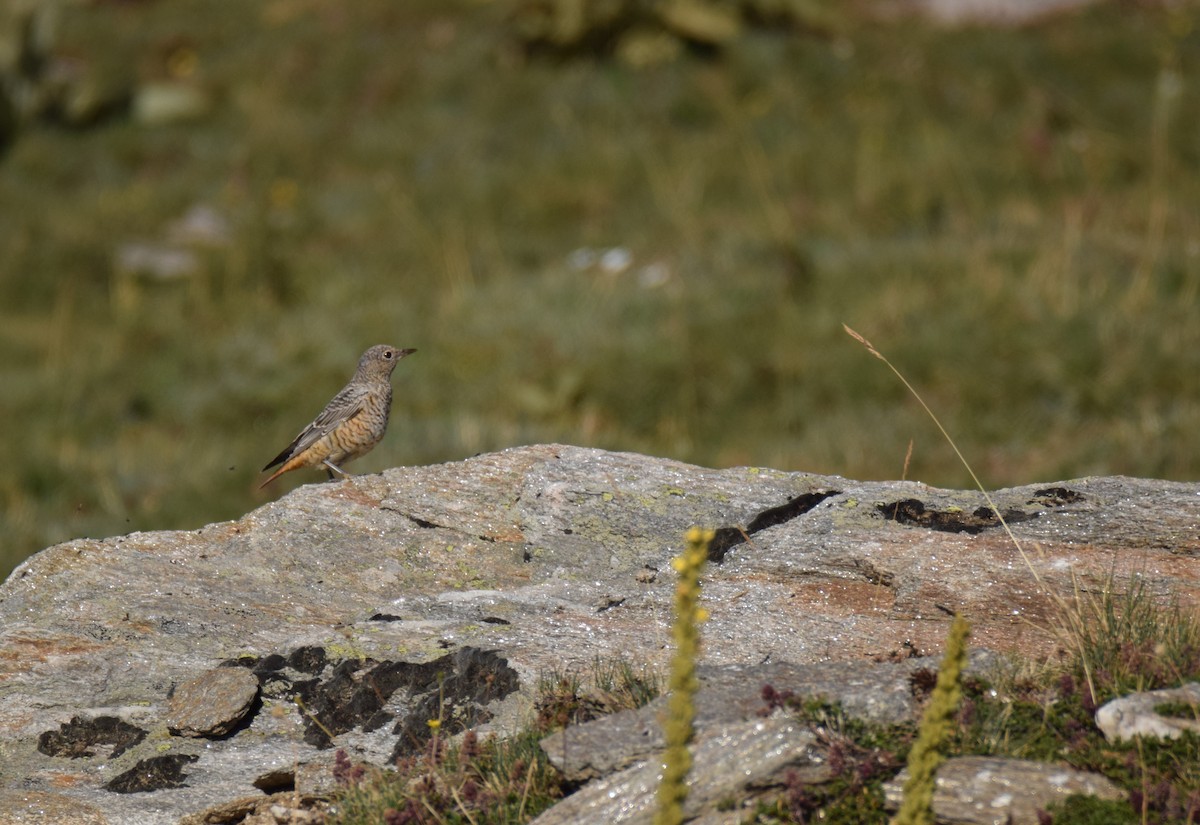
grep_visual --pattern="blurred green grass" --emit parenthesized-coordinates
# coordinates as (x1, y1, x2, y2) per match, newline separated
(1, 1, 1198, 576)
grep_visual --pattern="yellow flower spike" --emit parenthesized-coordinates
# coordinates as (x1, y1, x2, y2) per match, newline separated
(892, 614, 971, 825)
(426, 719, 441, 731)
(655, 527, 713, 825)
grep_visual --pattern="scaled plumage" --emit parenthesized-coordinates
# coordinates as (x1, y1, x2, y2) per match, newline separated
(259, 345, 415, 488)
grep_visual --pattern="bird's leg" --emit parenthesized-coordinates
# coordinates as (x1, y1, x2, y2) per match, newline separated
(323, 460, 353, 480)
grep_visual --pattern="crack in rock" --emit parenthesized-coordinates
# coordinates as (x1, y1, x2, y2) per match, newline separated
(877, 499, 1039, 534)
(382, 507, 507, 544)
(1028, 486, 1084, 506)
(707, 490, 841, 563)
(406, 514, 441, 529)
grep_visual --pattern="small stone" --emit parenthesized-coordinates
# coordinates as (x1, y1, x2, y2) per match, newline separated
(132, 80, 210, 125)
(1096, 682, 1200, 742)
(167, 203, 231, 248)
(168, 666, 260, 737)
(598, 247, 632, 274)
(177, 796, 261, 825)
(269, 801, 323, 823)
(115, 243, 200, 280)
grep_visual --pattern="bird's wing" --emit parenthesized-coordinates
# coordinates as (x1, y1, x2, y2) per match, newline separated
(261, 384, 367, 471)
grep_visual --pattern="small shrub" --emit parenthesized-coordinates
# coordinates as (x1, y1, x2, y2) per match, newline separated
(749, 698, 912, 824)
(330, 727, 563, 825)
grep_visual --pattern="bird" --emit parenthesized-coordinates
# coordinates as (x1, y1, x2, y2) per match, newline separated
(259, 344, 416, 489)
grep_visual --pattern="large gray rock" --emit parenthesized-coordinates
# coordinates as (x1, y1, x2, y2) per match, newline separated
(1, 445, 1197, 824)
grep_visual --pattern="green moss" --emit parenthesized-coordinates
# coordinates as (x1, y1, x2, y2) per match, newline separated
(750, 699, 912, 824)
(1043, 795, 1137, 825)
(1154, 700, 1198, 718)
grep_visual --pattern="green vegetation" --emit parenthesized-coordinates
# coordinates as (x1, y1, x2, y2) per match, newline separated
(1052, 576, 1200, 703)
(535, 656, 661, 730)
(2, 2, 1199, 574)
(1156, 701, 1199, 719)
(754, 695, 912, 824)
(740, 583, 1200, 825)
(1043, 795, 1139, 825)
(328, 727, 563, 825)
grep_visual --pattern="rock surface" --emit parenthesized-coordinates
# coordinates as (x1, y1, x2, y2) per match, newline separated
(166, 667, 260, 738)
(539, 654, 999, 783)
(0, 790, 110, 825)
(883, 755, 1126, 824)
(0, 445, 1198, 823)
(532, 717, 827, 825)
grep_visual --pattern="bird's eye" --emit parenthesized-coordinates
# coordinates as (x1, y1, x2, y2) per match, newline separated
(383, 349, 393, 359)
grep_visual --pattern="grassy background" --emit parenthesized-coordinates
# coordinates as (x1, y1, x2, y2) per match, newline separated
(1, 1, 1198, 576)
